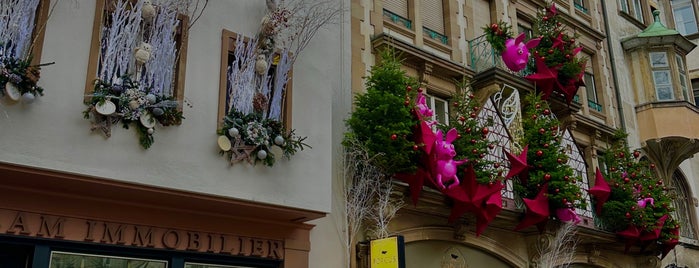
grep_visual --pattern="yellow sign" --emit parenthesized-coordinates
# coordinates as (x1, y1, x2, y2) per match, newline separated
(370, 236, 405, 268)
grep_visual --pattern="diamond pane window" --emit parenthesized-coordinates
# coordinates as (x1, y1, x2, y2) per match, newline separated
(479, 99, 516, 202)
(561, 130, 593, 218)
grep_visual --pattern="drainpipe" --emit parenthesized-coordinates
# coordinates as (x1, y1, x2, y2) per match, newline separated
(601, 0, 627, 131)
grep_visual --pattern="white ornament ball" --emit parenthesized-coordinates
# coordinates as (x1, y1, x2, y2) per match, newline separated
(257, 150, 268, 160)
(274, 136, 285, 146)
(21, 92, 35, 103)
(147, 128, 154, 135)
(145, 93, 157, 104)
(228, 127, 239, 137)
(151, 107, 165, 116)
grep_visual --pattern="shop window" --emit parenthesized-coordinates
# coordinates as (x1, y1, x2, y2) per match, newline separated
(217, 30, 292, 129)
(649, 52, 674, 101)
(84, 0, 189, 105)
(383, 0, 411, 29)
(672, 0, 698, 35)
(425, 93, 449, 125)
(49, 251, 167, 268)
(0, 0, 50, 65)
(0, 244, 33, 268)
(422, 0, 448, 45)
(671, 170, 697, 239)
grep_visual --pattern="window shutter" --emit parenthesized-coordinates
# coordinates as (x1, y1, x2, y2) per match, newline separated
(422, 0, 445, 33)
(384, 0, 409, 18)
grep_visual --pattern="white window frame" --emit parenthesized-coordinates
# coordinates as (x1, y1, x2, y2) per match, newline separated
(649, 52, 675, 101)
(425, 93, 449, 125)
(672, 0, 699, 35)
(677, 54, 689, 101)
(619, 0, 630, 13)
(632, 0, 644, 23)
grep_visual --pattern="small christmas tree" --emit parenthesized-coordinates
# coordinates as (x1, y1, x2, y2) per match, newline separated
(517, 93, 584, 213)
(530, 4, 585, 82)
(598, 131, 679, 250)
(445, 80, 501, 184)
(344, 49, 420, 174)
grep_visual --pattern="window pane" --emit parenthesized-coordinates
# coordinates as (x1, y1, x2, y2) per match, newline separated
(653, 70, 671, 85)
(650, 52, 669, 67)
(50, 252, 166, 268)
(633, 0, 644, 22)
(672, 0, 699, 35)
(676, 54, 686, 72)
(434, 98, 448, 124)
(584, 72, 598, 103)
(672, 171, 697, 239)
(619, 0, 629, 13)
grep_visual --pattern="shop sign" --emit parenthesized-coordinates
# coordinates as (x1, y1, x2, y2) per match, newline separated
(370, 236, 405, 268)
(0, 209, 284, 260)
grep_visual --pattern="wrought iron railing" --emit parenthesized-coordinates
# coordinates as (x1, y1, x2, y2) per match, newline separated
(588, 100, 602, 112)
(574, 2, 589, 13)
(423, 27, 448, 45)
(468, 34, 533, 76)
(382, 9, 412, 29)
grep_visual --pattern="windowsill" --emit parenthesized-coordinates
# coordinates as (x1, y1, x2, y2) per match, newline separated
(383, 18, 416, 41)
(423, 35, 452, 55)
(683, 31, 699, 40)
(555, 0, 571, 13)
(589, 108, 606, 121)
(679, 236, 699, 247)
(574, 8, 592, 22)
(619, 11, 646, 29)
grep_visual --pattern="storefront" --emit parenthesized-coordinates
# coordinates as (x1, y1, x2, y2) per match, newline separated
(0, 162, 323, 267)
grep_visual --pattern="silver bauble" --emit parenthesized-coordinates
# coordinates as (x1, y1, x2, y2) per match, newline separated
(274, 136, 285, 146)
(145, 93, 157, 104)
(151, 107, 165, 116)
(257, 150, 268, 160)
(21, 92, 35, 103)
(147, 128, 154, 135)
(228, 127, 239, 137)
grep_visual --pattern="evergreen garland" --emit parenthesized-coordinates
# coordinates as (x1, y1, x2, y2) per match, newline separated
(598, 131, 679, 242)
(516, 93, 584, 211)
(344, 49, 420, 174)
(483, 21, 513, 54)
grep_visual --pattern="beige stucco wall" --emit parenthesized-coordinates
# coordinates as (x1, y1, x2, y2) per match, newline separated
(0, 0, 348, 214)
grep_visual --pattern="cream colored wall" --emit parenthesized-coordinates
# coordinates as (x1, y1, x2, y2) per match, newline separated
(0, 0, 348, 214)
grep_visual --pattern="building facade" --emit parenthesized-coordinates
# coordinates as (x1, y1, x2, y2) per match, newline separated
(351, 0, 699, 267)
(0, 0, 349, 267)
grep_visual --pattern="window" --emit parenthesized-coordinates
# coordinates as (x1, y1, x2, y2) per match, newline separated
(517, 23, 533, 39)
(618, 0, 630, 13)
(677, 54, 689, 101)
(632, 0, 644, 23)
(84, 0, 189, 105)
(671, 170, 697, 239)
(425, 93, 449, 125)
(649, 52, 674, 101)
(383, 0, 411, 29)
(672, 0, 698, 35)
(422, 0, 447, 44)
(50, 251, 167, 268)
(584, 72, 601, 112)
(0, 0, 50, 65)
(217, 30, 292, 129)
(574, 0, 589, 13)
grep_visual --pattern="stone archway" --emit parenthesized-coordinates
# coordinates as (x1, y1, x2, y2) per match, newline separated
(398, 227, 528, 268)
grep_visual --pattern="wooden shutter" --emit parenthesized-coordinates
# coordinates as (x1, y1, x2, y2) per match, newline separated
(384, 0, 409, 18)
(422, 0, 445, 33)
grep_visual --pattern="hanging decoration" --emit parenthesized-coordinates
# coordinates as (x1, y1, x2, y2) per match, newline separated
(83, 0, 187, 149)
(482, 4, 586, 103)
(513, 93, 584, 232)
(218, 0, 340, 166)
(594, 131, 679, 257)
(0, 0, 53, 104)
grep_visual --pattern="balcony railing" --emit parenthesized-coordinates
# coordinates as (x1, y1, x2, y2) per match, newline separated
(423, 27, 448, 45)
(468, 34, 533, 76)
(382, 9, 412, 30)
(588, 100, 602, 112)
(574, 2, 589, 14)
